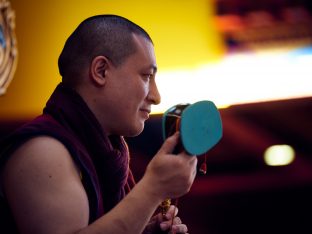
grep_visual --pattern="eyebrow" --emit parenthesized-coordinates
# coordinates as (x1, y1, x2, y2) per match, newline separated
(141, 64, 157, 74)
(150, 65, 158, 73)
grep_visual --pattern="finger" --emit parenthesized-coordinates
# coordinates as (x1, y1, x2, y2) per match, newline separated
(172, 216, 182, 225)
(165, 205, 179, 220)
(179, 150, 197, 162)
(160, 216, 182, 231)
(160, 222, 170, 231)
(158, 132, 180, 154)
(171, 224, 188, 234)
(172, 224, 188, 233)
(177, 152, 198, 169)
(176, 153, 198, 179)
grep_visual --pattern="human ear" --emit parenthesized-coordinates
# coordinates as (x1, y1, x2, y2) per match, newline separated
(90, 55, 110, 86)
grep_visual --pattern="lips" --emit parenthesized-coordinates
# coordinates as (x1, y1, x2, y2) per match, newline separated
(140, 108, 151, 114)
(139, 107, 151, 119)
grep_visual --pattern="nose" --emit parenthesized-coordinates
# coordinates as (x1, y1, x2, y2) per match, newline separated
(147, 79, 161, 105)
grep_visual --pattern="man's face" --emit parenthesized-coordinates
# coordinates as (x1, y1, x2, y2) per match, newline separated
(101, 34, 161, 136)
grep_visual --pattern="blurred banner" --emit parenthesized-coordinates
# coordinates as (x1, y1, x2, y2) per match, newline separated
(214, 0, 312, 53)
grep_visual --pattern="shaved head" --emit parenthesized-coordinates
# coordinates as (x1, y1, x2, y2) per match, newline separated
(58, 15, 153, 86)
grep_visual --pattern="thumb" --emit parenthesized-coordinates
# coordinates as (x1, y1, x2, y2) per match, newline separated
(159, 132, 180, 154)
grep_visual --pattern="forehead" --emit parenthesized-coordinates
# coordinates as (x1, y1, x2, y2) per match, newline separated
(128, 34, 157, 70)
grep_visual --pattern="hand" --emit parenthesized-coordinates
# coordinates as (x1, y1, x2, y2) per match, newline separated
(143, 205, 188, 234)
(160, 205, 188, 234)
(143, 132, 198, 200)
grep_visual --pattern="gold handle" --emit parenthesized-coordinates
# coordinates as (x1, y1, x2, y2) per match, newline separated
(160, 198, 171, 216)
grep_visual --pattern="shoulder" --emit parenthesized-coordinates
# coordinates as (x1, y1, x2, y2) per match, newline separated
(2, 136, 82, 193)
(2, 136, 90, 233)
(3, 136, 78, 177)
(1, 135, 84, 202)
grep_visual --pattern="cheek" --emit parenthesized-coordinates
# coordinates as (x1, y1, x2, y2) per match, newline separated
(141, 82, 150, 97)
(120, 78, 149, 108)
(132, 81, 149, 101)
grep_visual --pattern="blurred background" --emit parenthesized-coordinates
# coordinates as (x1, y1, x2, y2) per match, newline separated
(0, 0, 312, 233)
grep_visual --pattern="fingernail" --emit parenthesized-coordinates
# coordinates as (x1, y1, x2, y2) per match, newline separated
(160, 223, 169, 230)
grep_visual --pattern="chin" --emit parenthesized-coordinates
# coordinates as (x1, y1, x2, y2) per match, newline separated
(125, 123, 145, 137)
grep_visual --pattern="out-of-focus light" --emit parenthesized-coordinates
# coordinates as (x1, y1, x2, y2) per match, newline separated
(152, 48, 312, 114)
(264, 145, 295, 166)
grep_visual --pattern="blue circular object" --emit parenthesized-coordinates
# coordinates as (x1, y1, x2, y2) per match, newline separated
(162, 100, 223, 155)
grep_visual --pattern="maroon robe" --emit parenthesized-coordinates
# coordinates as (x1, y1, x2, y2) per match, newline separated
(0, 83, 135, 232)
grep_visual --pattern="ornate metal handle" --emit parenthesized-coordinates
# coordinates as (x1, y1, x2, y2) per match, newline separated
(160, 198, 171, 216)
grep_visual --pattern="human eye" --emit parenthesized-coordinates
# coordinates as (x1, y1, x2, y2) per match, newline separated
(142, 73, 153, 81)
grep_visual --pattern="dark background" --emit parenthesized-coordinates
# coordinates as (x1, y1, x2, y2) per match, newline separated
(126, 96, 312, 234)
(1, 96, 312, 233)
(1, 0, 312, 233)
